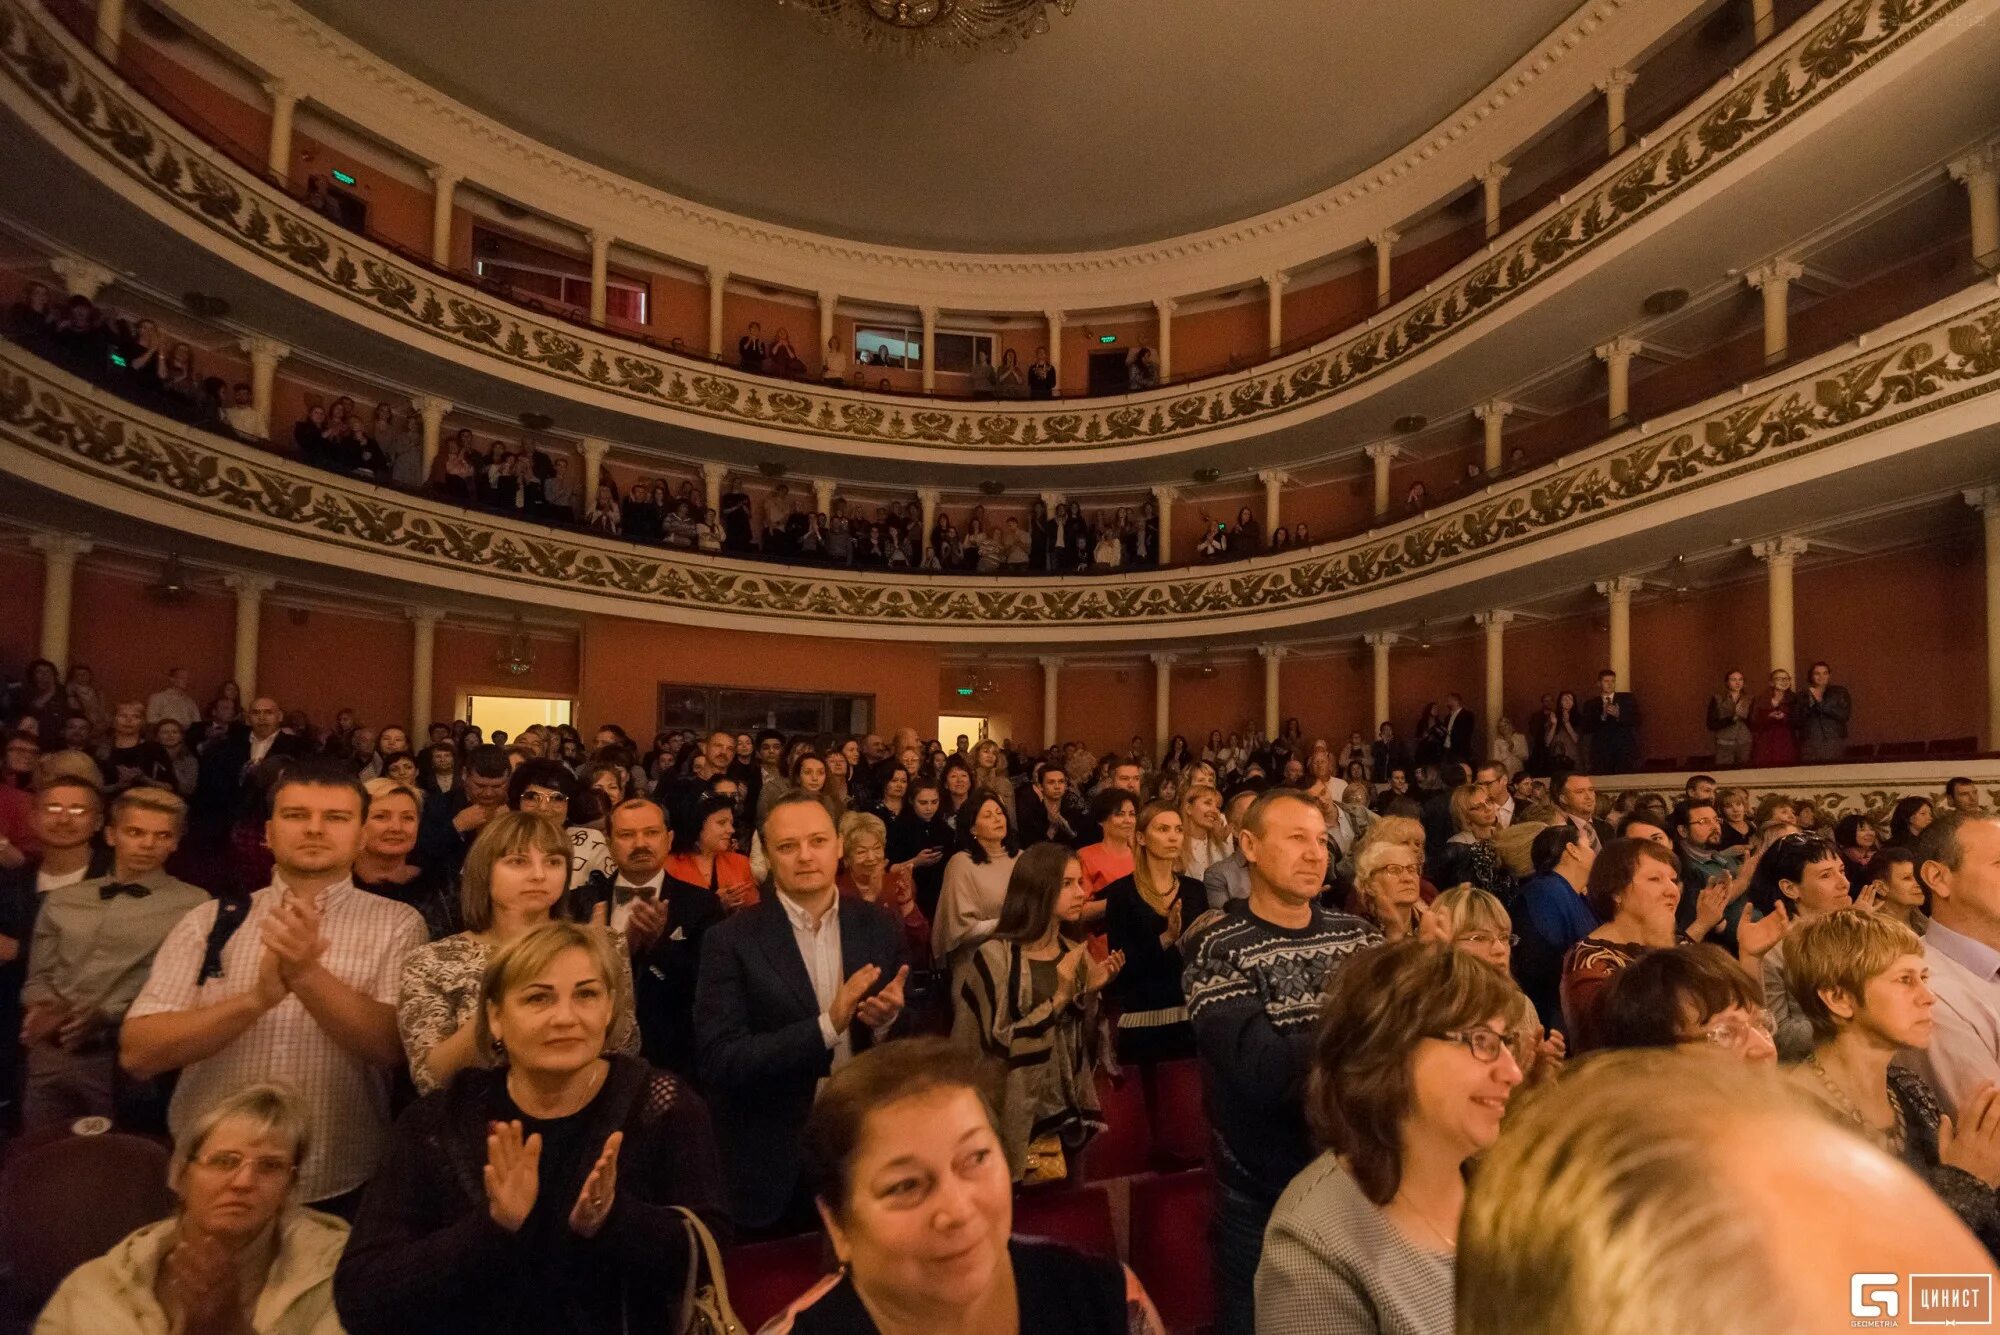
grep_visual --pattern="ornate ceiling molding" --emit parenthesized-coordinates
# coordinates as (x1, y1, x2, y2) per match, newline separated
(149, 0, 1692, 308)
(0, 0, 1972, 462)
(5, 283, 1998, 640)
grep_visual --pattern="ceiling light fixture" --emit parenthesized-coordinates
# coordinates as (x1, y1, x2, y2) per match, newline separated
(779, 0, 1080, 59)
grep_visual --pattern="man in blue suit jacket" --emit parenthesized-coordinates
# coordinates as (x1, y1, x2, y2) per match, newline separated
(694, 790, 909, 1233)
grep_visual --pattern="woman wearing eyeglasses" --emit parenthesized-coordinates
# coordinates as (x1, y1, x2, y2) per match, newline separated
(1257, 941, 1524, 1335)
(37, 1084, 346, 1334)
(1782, 908, 2000, 1251)
(1594, 943, 1778, 1063)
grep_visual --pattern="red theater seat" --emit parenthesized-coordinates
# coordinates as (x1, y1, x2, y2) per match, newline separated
(1150, 1058, 1211, 1169)
(1013, 1182, 1118, 1260)
(1085, 1071, 1155, 1181)
(723, 1232, 832, 1333)
(0, 1130, 174, 1321)
(1128, 1169, 1216, 1334)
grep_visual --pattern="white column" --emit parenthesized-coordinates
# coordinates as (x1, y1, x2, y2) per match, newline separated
(1967, 487, 2000, 747)
(1598, 69, 1635, 157)
(1370, 232, 1398, 310)
(587, 230, 610, 325)
(1259, 645, 1286, 741)
(1365, 442, 1400, 517)
(1751, 0, 1775, 43)
(426, 165, 459, 267)
(416, 394, 451, 477)
(1151, 653, 1175, 760)
(817, 290, 838, 370)
(1154, 297, 1176, 381)
(706, 267, 728, 358)
(29, 534, 91, 671)
(1258, 470, 1287, 535)
(93, 0, 126, 63)
(1365, 632, 1398, 731)
(1475, 611, 1514, 758)
(1040, 656, 1062, 749)
(1480, 163, 1510, 241)
(1264, 273, 1287, 353)
(1594, 577, 1642, 690)
(702, 462, 727, 516)
(264, 79, 297, 182)
(49, 255, 114, 301)
(580, 438, 609, 513)
(1745, 259, 1803, 366)
(813, 479, 836, 517)
(1751, 537, 1808, 680)
(1044, 310, 1064, 395)
(1595, 336, 1642, 426)
(919, 306, 938, 393)
(1151, 485, 1177, 564)
(919, 488, 941, 554)
(1474, 400, 1514, 473)
(238, 336, 289, 442)
(1950, 146, 2000, 272)
(224, 573, 275, 699)
(408, 607, 440, 731)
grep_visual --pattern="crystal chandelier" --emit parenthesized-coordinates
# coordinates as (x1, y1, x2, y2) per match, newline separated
(778, 0, 1079, 58)
(494, 617, 537, 676)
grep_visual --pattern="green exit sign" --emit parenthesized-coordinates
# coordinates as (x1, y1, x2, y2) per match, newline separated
(956, 687, 975, 697)
(331, 169, 357, 186)
(1098, 334, 1117, 344)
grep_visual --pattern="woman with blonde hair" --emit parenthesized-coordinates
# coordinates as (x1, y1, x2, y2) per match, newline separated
(37, 1085, 345, 1335)
(1177, 782, 1234, 881)
(337, 922, 725, 1335)
(1438, 782, 1508, 896)
(1102, 802, 1204, 1069)
(839, 810, 929, 966)
(397, 812, 638, 1094)
(971, 739, 1014, 819)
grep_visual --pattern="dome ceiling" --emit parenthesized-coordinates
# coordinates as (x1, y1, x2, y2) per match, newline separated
(292, 0, 1587, 253)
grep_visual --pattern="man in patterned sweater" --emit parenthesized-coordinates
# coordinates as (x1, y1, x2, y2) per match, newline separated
(1183, 788, 1381, 1335)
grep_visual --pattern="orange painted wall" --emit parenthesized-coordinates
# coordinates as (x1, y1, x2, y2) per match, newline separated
(1281, 263, 1374, 349)
(1, 546, 45, 673)
(1283, 652, 1373, 747)
(939, 662, 1043, 750)
(724, 291, 819, 369)
(68, 567, 235, 706)
(646, 271, 709, 355)
(1172, 659, 1261, 748)
(434, 623, 581, 725)
(1174, 302, 1266, 380)
(289, 131, 434, 260)
(258, 605, 412, 726)
(579, 617, 941, 739)
(116, 39, 270, 172)
(1048, 664, 1154, 755)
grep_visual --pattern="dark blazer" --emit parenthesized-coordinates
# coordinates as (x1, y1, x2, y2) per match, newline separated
(694, 894, 908, 1228)
(633, 874, 726, 1080)
(1441, 708, 1476, 763)
(1579, 692, 1642, 774)
(191, 730, 309, 830)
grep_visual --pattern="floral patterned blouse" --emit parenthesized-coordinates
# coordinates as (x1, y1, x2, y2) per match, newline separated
(396, 928, 641, 1093)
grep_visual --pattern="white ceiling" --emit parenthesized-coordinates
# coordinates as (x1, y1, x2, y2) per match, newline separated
(288, 0, 1584, 252)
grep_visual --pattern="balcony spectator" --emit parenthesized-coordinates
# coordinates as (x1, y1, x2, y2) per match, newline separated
(1091, 524, 1123, 570)
(581, 481, 620, 534)
(6, 278, 57, 351)
(216, 380, 260, 439)
(761, 482, 793, 553)
(768, 327, 806, 378)
(1581, 671, 1640, 775)
(1196, 519, 1228, 561)
(54, 294, 109, 377)
(161, 341, 201, 416)
(738, 320, 769, 373)
(1268, 525, 1292, 553)
(995, 346, 1028, 399)
(1126, 345, 1160, 391)
(720, 477, 753, 551)
(821, 332, 847, 384)
(1404, 480, 1429, 516)
(292, 402, 329, 467)
(1798, 661, 1853, 763)
(968, 347, 998, 399)
(1750, 669, 1800, 767)
(1706, 668, 1754, 767)
(1028, 344, 1058, 398)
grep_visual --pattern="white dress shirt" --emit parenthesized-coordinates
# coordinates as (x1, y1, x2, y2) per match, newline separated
(780, 891, 853, 1073)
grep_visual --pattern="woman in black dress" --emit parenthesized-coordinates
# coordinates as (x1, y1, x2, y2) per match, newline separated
(1102, 801, 1205, 1069)
(335, 921, 724, 1335)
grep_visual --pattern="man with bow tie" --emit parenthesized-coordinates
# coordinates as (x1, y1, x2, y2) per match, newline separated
(603, 797, 722, 1080)
(20, 784, 208, 1130)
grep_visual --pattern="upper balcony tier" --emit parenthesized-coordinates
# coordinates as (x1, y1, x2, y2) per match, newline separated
(6, 277, 2000, 645)
(4, 0, 1997, 482)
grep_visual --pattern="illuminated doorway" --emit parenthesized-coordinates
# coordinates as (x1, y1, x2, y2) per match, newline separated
(937, 714, 988, 751)
(466, 694, 572, 740)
